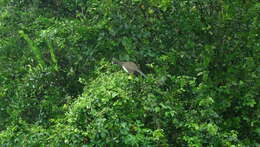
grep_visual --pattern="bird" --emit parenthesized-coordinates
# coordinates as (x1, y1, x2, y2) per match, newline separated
(112, 60, 147, 78)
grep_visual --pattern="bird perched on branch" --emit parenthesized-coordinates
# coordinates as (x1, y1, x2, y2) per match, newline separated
(112, 60, 147, 78)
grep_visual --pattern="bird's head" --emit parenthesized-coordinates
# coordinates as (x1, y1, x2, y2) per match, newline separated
(112, 59, 120, 65)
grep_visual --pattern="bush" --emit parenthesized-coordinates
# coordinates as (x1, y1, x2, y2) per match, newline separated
(0, 0, 259, 146)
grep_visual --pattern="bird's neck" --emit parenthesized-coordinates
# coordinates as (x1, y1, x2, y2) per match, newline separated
(115, 61, 124, 65)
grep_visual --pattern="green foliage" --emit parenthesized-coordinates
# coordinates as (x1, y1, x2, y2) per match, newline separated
(67, 64, 164, 146)
(19, 30, 46, 67)
(46, 40, 58, 71)
(0, 0, 259, 146)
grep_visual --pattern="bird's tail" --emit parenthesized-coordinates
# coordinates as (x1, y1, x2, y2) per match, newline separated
(137, 70, 147, 78)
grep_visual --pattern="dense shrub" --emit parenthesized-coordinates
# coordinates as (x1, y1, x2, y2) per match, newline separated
(0, 0, 259, 146)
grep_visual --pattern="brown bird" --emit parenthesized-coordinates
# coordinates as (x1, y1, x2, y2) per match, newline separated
(112, 61, 147, 78)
